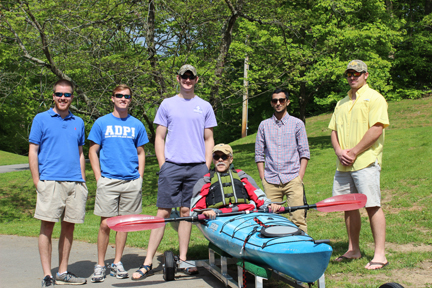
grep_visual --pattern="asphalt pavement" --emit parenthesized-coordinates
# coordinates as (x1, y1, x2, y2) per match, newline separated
(0, 235, 226, 288)
(0, 164, 229, 287)
(0, 163, 29, 173)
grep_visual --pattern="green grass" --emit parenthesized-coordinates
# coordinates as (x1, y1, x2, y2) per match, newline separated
(1, 97, 431, 287)
(0, 150, 29, 165)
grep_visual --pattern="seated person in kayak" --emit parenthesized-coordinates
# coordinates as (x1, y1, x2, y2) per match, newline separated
(190, 143, 282, 219)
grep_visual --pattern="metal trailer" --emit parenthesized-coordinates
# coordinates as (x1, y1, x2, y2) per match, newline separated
(162, 243, 326, 288)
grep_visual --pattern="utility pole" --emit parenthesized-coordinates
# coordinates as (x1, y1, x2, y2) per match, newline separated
(241, 53, 249, 138)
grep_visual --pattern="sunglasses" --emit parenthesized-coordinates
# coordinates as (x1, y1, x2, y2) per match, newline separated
(114, 94, 132, 99)
(180, 74, 196, 80)
(346, 71, 364, 78)
(213, 154, 229, 161)
(54, 92, 72, 98)
(271, 98, 287, 104)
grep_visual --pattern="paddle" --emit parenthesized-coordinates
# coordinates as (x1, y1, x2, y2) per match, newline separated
(107, 194, 366, 232)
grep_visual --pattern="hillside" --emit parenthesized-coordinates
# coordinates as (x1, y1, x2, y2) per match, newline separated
(1, 97, 431, 287)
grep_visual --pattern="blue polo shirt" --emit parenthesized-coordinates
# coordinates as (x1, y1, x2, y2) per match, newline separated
(29, 108, 85, 182)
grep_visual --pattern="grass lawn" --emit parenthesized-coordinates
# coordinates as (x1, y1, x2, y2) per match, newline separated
(1, 97, 431, 287)
(0, 150, 29, 166)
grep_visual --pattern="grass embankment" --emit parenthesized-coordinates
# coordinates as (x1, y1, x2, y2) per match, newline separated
(0, 150, 29, 166)
(1, 97, 431, 287)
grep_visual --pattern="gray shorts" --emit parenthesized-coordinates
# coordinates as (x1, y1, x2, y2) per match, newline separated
(332, 160, 381, 208)
(94, 176, 143, 217)
(34, 180, 88, 223)
(157, 162, 208, 209)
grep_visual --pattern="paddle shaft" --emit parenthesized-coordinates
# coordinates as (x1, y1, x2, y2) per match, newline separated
(110, 194, 366, 229)
(120, 204, 317, 225)
(161, 198, 363, 222)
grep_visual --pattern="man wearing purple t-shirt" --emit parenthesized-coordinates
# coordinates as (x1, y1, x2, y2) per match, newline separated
(132, 64, 217, 280)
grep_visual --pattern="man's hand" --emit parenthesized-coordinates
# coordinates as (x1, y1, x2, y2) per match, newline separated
(336, 149, 356, 166)
(203, 210, 217, 219)
(268, 203, 282, 213)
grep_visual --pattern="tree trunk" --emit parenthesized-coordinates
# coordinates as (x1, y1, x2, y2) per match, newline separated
(299, 81, 307, 124)
(209, 0, 242, 111)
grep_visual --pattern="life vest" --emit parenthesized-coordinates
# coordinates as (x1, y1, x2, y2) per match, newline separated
(206, 168, 250, 209)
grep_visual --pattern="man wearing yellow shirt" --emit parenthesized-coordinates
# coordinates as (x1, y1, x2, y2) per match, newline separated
(328, 60, 389, 270)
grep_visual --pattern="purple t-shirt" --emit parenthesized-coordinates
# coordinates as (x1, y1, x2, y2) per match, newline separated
(154, 95, 217, 164)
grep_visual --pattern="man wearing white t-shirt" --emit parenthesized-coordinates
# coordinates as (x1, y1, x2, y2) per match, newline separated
(132, 64, 217, 280)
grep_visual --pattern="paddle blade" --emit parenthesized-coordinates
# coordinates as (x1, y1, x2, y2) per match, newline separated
(107, 214, 166, 232)
(316, 194, 367, 212)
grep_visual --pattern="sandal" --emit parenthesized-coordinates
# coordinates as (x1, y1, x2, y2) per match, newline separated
(131, 264, 152, 281)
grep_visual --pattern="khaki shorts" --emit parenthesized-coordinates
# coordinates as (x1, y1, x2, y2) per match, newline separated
(262, 176, 307, 233)
(94, 176, 143, 217)
(332, 160, 381, 208)
(34, 180, 88, 223)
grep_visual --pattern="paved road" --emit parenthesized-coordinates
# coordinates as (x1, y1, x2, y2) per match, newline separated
(0, 164, 229, 287)
(0, 163, 29, 173)
(0, 235, 226, 288)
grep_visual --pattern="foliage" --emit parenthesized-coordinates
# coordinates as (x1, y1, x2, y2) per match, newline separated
(1, 0, 431, 152)
(390, 0, 432, 99)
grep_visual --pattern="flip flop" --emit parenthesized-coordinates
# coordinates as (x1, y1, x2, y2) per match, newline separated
(182, 267, 199, 275)
(334, 255, 361, 262)
(366, 261, 389, 270)
(178, 259, 199, 275)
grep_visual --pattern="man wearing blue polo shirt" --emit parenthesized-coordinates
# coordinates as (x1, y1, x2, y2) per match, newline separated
(88, 84, 149, 282)
(29, 79, 88, 286)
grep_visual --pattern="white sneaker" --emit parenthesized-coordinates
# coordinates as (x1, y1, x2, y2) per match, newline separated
(110, 262, 128, 279)
(91, 265, 106, 282)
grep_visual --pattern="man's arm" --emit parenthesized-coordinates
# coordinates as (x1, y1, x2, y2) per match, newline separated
(28, 143, 40, 187)
(204, 127, 214, 169)
(347, 123, 384, 159)
(298, 158, 308, 180)
(137, 145, 145, 178)
(331, 130, 355, 166)
(255, 124, 266, 180)
(79, 146, 86, 181)
(88, 141, 102, 181)
(155, 125, 167, 169)
(256, 162, 265, 181)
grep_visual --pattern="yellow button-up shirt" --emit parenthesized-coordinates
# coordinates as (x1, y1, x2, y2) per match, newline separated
(328, 84, 390, 172)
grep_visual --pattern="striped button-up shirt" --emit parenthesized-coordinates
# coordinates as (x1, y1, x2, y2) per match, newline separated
(255, 113, 310, 185)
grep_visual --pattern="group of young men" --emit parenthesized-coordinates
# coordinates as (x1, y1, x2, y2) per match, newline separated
(29, 60, 389, 287)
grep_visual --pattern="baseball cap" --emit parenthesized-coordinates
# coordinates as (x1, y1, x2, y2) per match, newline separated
(345, 60, 368, 73)
(178, 64, 197, 76)
(212, 143, 233, 156)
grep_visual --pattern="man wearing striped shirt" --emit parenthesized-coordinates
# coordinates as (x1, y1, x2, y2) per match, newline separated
(255, 88, 310, 233)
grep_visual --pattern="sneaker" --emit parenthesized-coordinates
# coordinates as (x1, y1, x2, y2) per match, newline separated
(110, 262, 128, 279)
(41, 275, 55, 287)
(55, 272, 87, 285)
(91, 265, 106, 283)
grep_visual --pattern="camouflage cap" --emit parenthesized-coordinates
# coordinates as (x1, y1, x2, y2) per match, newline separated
(345, 60, 368, 73)
(178, 64, 197, 76)
(212, 143, 233, 156)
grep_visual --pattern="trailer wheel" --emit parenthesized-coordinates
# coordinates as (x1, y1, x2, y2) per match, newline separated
(163, 251, 176, 281)
(379, 283, 404, 288)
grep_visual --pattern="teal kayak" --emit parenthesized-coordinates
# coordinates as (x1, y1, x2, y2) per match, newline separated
(197, 212, 333, 283)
